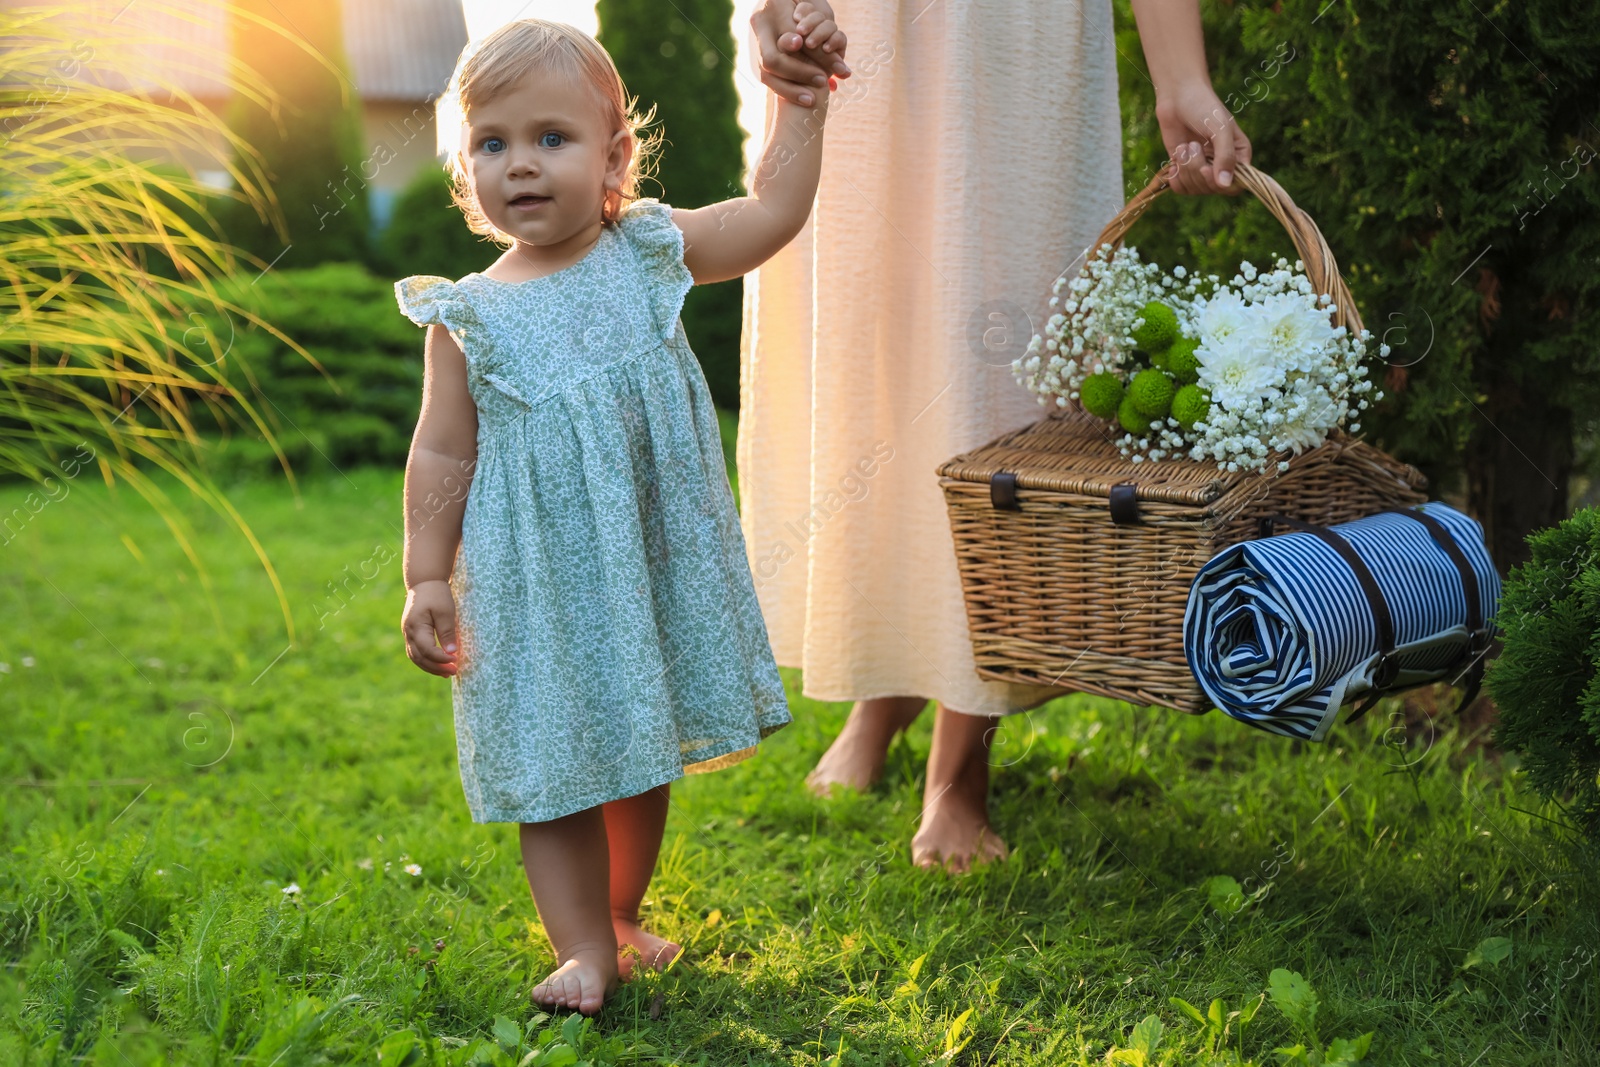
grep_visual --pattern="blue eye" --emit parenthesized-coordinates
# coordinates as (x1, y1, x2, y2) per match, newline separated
(539, 132, 565, 148)
(482, 136, 505, 153)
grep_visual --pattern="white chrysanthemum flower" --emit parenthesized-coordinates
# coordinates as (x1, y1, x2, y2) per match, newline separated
(1197, 335, 1282, 411)
(1194, 288, 1256, 351)
(1259, 293, 1337, 365)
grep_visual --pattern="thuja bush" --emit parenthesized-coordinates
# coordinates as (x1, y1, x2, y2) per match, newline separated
(1486, 506, 1600, 835)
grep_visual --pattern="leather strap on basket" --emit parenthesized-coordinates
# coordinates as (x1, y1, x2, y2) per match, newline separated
(1109, 482, 1141, 525)
(990, 470, 1019, 510)
(1088, 163, 1364, 336)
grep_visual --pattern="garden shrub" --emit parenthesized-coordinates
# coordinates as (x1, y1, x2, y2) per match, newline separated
(189, 262, 424, 477)
(374, 164, 499, 283)
(216, 0, 371, 270)
(1486, 506, 1600, 835)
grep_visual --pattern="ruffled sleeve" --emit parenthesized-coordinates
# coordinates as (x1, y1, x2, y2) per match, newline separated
(393, 275, 525, 408)
(617, 198, 694, 344)
(395, 274, 485, 362)
(395, 274, 467, 329)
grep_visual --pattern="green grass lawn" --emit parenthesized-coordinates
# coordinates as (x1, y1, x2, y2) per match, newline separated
(2, 450, 1597, 1066)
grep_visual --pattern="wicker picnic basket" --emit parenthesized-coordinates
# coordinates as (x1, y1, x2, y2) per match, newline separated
(937, 163, 1428, 713)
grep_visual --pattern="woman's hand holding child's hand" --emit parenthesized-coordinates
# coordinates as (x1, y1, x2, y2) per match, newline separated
(403, 580, 460, 677)
(751, 0, 849, 106)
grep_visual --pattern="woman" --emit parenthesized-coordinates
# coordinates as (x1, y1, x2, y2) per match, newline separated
(743, 0, 1252, 871)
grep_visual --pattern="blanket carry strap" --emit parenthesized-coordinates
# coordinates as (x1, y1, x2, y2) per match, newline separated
(1371, 507, 1492, 716)
(1258, 508, 1488, 725)
(1259, 514, 1398, 724)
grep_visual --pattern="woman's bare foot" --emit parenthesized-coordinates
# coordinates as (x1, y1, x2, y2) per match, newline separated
(911, 791, 1009, 873)
(531, 944, 617, 1016)
(910, 704, 1008, 873)
(613, 918, 682, 980)
(806, 696, 927, 796)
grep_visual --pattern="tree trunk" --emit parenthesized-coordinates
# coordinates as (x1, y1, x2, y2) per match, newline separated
(1466, 370, 1573, 573)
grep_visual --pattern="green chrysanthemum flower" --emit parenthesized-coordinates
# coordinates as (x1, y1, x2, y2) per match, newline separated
(1171, 383, 1212, 430)
(1131, 301, 1178, 352)
(1128, 368, 1175, 418)
(1166, 336, 1201, 382)
(1118, 395, 1153, 435)
(1079, 372, 1125, 419)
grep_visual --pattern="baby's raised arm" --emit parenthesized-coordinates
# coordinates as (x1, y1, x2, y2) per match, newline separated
(671, 44, 833, 285)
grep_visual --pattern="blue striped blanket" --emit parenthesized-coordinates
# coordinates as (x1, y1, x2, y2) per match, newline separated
(1183, 502, 1500, 741)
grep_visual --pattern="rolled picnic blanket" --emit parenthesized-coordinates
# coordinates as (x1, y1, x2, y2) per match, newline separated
(1183, 502, 1500, 742)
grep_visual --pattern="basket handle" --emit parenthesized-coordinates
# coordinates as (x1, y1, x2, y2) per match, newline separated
(1088, 162, 1363, 336)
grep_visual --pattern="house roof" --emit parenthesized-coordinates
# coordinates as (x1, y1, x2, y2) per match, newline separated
(0, 0, 466, 103)
(345, 0, 467, 102)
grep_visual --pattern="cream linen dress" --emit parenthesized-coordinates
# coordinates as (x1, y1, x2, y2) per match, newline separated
(737, 0, 1126, 715)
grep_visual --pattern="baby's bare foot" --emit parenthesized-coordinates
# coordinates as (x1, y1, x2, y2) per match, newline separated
(531, 947, 617, 1016)
(613, 918, 682, 980)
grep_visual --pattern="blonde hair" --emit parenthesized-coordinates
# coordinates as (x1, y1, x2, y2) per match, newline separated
(443, 20, 662, 246)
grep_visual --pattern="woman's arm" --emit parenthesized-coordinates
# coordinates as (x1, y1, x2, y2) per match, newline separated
(401, 322, 478, 677)
(1129, 0, 1252, 196)
(671, 85, 830, 285)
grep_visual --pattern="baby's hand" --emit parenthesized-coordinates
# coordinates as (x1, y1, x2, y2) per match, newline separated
(403, 580, 460, 677)
(793, 2, 846, 91)
(751, 0, 848, 106)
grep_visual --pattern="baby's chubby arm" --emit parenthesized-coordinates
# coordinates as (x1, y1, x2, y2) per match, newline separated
(672, 5, 839, 285)
(401, 323, 478, 678)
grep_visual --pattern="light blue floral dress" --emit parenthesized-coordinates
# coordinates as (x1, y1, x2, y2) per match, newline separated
(393, 198, 790, 824)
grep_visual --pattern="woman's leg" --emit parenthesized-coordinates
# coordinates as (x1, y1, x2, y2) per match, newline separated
(521, 807, 618, 1015)
(806, 695, 929, 795)
(602, 782, 682, 978)
(909, 704, 1008, 873)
